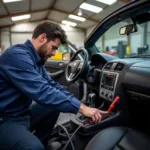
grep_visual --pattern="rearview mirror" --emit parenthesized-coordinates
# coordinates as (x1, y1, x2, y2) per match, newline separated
(119, 24, 137, 35)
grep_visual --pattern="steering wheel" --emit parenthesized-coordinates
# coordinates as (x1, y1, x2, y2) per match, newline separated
(65, 48, 89, 82)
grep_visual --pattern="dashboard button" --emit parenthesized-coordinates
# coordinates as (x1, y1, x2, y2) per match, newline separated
(105, 92, 108, 97)
(109, 93, 113, 99)
(110, 86, 114, 90)
(101, 91, 104, 95)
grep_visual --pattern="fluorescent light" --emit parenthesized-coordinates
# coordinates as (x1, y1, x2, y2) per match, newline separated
(96, 0, 117, 5)
(80, 3, 103, 13)
(62, 20, 77, 27)
(69, 14, 86, 22)
(11, 14, 31, 21)
(3, 0, 23, 3)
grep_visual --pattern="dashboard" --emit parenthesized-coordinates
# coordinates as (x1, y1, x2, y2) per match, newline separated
(90, 54, 106, 70)
(90, 53, 150, 104)
(90, 53, 117, 71)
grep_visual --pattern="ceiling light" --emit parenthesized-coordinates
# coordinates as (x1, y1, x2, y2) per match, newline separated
(96, 0, 117, 5)
(3, 0, 23, 3)
(69, 14, 86, 22)
(11, 14, 31, 21)
(78, 9, 82, 16)
(79, 3, 103, 13)
(62, 20, 77, 27)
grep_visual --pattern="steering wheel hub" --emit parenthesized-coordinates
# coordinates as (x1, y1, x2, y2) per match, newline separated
(65, 48, 89, 82)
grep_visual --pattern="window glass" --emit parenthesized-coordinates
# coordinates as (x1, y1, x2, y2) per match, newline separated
(50, 44, 71, 61)
(95, 17, 150, 58)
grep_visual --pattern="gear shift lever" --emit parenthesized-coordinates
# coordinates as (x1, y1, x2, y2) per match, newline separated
(77, 93, 97, 122)
(87, 93, 96, 107)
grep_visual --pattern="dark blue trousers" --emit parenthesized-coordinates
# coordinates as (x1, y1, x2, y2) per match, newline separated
(0, 103, 60, 150)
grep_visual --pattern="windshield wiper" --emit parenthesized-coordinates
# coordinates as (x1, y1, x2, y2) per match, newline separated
(126, 54, 150, 58)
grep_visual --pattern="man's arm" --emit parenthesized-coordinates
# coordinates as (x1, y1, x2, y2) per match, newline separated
(4, 50, 108, 123)
(3, 50, 80, 114)
(43, 67, 78, 100)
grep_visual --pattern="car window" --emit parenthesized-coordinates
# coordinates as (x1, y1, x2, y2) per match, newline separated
(49, 44, 71, 61)
(95, 17, 150, 58)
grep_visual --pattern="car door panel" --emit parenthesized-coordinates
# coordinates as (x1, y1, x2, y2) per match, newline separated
(45, 59, 83, 99)
(45, 60, 69, 69)
(45, 60, 68, 85)
(44, 41, 85, 100)
(47, 70, 64, 78)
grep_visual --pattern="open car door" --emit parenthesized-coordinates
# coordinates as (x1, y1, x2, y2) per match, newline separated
(44, 41, 84, 100)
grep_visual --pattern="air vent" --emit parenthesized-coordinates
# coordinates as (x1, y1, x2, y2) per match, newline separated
(104, 63, 113, 70)
(114, 63, 124, 71)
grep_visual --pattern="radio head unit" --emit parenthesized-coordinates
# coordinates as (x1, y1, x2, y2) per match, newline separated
(100, 71, 119, 101)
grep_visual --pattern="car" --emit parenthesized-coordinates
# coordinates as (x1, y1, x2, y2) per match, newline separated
(46, 0, 150, 150)
(45, 41, 84, 101)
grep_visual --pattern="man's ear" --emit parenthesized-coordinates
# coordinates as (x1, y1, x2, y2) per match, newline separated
(39, 33, 47, 44)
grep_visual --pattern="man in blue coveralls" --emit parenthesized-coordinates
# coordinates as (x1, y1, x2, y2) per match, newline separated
(0, 21, 107, 150)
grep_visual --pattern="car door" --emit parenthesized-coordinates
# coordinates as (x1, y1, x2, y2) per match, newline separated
(44, 41, 84, 100)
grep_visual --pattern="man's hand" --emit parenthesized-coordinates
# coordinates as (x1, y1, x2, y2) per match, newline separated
(79, 103, 108, 124)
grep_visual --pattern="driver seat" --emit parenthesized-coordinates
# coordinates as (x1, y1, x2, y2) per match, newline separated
(85, 126, 150, 150)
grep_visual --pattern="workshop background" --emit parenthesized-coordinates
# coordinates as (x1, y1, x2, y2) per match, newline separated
(0, 0, 142, 59)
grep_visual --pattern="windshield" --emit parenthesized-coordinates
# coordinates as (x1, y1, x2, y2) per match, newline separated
(95, 12, 150, 58)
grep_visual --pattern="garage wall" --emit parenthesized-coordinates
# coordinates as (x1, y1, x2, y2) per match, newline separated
(11, 33, 32, 46)
(1, 28, 11, 51)
(1, 21, 85, 50)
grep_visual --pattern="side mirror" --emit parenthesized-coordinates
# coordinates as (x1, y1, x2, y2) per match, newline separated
(119, 24, 137, 35)
(62, 52, 71, 61)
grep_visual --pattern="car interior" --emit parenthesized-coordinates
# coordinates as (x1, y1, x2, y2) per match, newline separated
(45, 0, 150, 150)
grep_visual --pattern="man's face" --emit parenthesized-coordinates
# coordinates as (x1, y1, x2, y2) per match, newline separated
(37, 38, 61, 62)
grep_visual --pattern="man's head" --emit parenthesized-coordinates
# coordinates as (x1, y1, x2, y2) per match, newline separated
(32, 21, 67, 62)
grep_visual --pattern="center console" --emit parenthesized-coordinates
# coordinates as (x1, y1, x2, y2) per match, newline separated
(52, 70, 122, 150)
(100, 71, 119, 101)
(70, 71, 120, 136)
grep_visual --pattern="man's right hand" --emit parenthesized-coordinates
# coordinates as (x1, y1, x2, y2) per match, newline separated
(79, 103, 108, 124)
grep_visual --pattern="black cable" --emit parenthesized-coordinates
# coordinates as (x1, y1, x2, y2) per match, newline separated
(63, 124, 82, 150)
(98, 101, 105, 109)
(57, 124, 75, 150)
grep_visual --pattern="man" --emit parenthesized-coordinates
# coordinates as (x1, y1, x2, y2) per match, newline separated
(0, 21, 107, 150)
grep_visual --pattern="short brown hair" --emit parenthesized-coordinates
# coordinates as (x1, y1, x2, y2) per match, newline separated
(32, 21, 67, 44)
